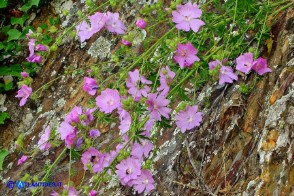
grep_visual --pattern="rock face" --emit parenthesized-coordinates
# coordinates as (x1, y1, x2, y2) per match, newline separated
(0, 1, 293, 196)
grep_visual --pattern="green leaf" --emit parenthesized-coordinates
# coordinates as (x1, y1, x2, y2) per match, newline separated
(10, 14, 29, 27)
(4, 82, 13, 91)
(0, 112, 10, 125)
(21, 0, 40, 12)
(0, 64, 22, 76)
(0, 149, 9, 170)
(0, 0, 8, 8)
(7, 29, 22, 41)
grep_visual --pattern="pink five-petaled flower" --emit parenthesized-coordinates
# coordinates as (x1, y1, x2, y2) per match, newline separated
(28, 39, 35, 57)
(57, 122, 76, 148)
(81, 147, 104, 171)
(116, 157, 141, 186)
(236, 52, 254, 74)
(209, 60, 238, 85)
(18, 155, 28, 165)
(208, 59, 222, 70)
(35, 44, 48, 51)
(157, 66, 176, 96)
(105, 12, 126, 34)
(118, 108, 132, 134)
(65, 106, 82, 124)
(126, 69, 152, 101)
(64, 186, 78, 196)
(132, 170, 155, 194)
(76, 12, 105, 42)
(37, 126, 51, 151)
(26, 54, 42, 63)
(15, 84, 32, 107)
(122, 39, 132, 47)
(21, 71, 29, 78)
(83, 77, 99, 96)
(252, 57, 272, 75)
(89, 190, 97, 196)
(219, 66, 238, 85)
(172, 2, 205, 33)
(131, 139, 153, 159)
(136, 19, 147, 29)
(96, 88, 121, 114)
(174, 42, 200, 68)
(175, 105, 203, 133)
(146, 93, 171, 121)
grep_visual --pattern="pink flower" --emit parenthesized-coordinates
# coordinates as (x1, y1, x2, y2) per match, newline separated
(116, 157, 141, 185)
(28, 39, 35, 57)
(252, 57, 272, 75)
(83, 77, 99, 96)
(136, 19, 147, 29)
(76, 21, 93, 42)
(65, 106, 82, 124)
(126, 69, 152, 101)
(175, 105, 203, 133)
(219, 66, 238, 84)
(209, 59, 238, 84)
(172, 2, 205, 32)
(131, 139, 153, 159)
(21, 71, 29, 78)
(65, 106, 95, 125)
(105, 12, 126, 34)
(26, 29, 33, 38)
(157, 66, 175, 96)
(76, 12, 105, 42)
(88, 12, 106, 32)
(26, 54, 42, 63)
(35, 44, 48, 51)
(118, 108, 132, 134)
(146, 93, 171, 121)
(64, 186, 78, 196)
(57, 122, 76, 148)
(143, 119, 155, 137)
(18, 155, 28, 165)
(236, 52, 254, 74)
(96, 88, 121, 114)
(89, 129, 101, 138)
(122, 39, 132, 47)
(174, 42, 200, 68)
(132, 170, 155, 194)
(208, 59, 222, 70)
(81, 147, 104, 171)
(37, 126, 51, 151)
(15, 84, 32, 107)
(89, 190, 97, 196)
(50, 191, 58, 196)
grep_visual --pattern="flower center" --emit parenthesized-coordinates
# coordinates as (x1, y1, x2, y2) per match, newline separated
(143, 179, 149, 184)
(180, 49, 188, 57)
(90, 156, 99, 164)
(126, 168, 132, 174)
(107, 99, 114, 106)
(188, 117, 193, 122)
(185, 16, 191, 22)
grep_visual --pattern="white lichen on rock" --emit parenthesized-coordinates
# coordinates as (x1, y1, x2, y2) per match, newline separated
(88, 37, 112, 59)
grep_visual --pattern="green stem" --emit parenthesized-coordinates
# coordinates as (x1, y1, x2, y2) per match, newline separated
(255, 0, 269, 57)
(33, 148, 67, 196)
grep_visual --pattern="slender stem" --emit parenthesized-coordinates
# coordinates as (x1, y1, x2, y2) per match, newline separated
(68, 148, 72, 188)
(33, 148, 67, 196)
